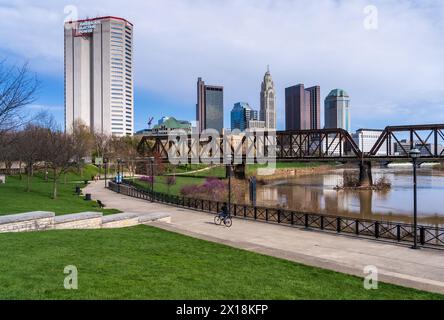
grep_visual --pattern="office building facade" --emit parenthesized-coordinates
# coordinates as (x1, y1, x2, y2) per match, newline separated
(231, 102, 259, 131)
(285, 84, 310, 130)
(260, 67, 277, 130)
(64, 16, 134, 136)
(285, 84, 320, 131)
(305, 86, 321, 129)
(325, 89, 351, 133)
(196, 78, 224, 134)
(352, 129, 386, 155)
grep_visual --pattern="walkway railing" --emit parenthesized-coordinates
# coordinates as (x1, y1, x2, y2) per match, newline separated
(109, 180, 444, 249)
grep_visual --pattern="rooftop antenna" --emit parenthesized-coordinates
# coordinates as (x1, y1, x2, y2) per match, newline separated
(267, 64, 270, 72)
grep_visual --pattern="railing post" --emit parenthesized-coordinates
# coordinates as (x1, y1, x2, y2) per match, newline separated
(305, 214, 309, 229)
(397, 225, 401, 242)
(375, 222, 380, 239)
(420, 227, 426, 246)
(234, 204, 237, 217)
(355, 220, 360, 235)
(320, 216, 324, 230)
(244, 206, 247, 218)
(337, 217, 341, 233)
(265, 209, 269, 221)
(291, 212, 294, 225)
(254, 207, 257, 220)
(278, 210, 281, 224)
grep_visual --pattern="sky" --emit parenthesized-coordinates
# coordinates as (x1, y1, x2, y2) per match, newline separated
(0, 0, 443, 132)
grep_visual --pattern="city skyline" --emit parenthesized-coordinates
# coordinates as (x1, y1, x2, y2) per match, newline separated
(1, 1, 443, 132)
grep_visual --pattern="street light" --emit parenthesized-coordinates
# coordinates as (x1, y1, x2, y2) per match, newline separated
(226, 154, 233, 216)
(117, 158, 122, 193)
(149, 157, 155, 202)
(104, 158, 109, 188)
(409, 148, 421, 249)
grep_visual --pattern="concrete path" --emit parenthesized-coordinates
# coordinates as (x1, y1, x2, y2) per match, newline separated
(85, 181, 444, 294)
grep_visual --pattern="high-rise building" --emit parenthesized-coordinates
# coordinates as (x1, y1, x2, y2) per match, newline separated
(325, 89, 351, 133)
(305, 86, 321, 130)
(196, 78, 224, 134)
(285, 84, 321, 131)
(231, 102, 259, 131)
(64, 16, 134, 136)
(260, 67, 276, 130)
(285, 84, 310, 130)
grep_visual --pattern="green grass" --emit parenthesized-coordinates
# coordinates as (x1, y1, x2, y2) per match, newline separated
(0, 225, 441, 300)
(247, 161, 334, 175)
(0, 171, 119, 216)
(131, 176, 206, 196)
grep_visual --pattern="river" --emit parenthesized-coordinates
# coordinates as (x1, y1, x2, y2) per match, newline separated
(255, 166, 444, 227)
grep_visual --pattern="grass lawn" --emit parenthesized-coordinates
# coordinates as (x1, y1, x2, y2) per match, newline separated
(132, 175, 206, 196)
(0, 225, 441, 300)
(247, 161, 335, 175)
(0, 169, 119, 216)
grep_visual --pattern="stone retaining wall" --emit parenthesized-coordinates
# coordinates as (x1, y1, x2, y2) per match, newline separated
(0, 211, 171, 234)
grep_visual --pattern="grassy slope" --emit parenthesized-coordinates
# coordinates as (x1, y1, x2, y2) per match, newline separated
(0, 225, 441, 300)
(132, 176, 206, 196)
(0, 166, 119, 215)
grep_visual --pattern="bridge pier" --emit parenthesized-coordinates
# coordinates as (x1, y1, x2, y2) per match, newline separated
(359, 161, 373, 187)
(226, 164, 246, 180)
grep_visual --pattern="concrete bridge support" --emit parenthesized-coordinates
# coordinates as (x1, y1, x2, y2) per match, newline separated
(359, 161, 373, 187)
(226, 164, 246, 180)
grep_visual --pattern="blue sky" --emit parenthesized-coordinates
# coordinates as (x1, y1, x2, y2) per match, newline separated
(1, 0, 443, 132)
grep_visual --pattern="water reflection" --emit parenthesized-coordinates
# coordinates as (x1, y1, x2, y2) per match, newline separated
(254, 168, 444, 227)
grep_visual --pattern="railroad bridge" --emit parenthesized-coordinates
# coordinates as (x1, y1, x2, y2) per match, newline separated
(137, 124, 444, 185)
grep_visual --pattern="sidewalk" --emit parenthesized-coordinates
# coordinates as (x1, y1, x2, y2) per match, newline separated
(85, 181, 444, 294)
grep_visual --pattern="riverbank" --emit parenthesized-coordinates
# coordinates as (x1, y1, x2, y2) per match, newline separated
(253, 164, 338, 182)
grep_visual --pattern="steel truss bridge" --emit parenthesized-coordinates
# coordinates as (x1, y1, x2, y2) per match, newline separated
(138, 124, 444, 163)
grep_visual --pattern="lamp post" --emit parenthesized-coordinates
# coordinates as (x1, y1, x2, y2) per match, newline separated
(104, 158, 109, 188)
(227, 155, 233, 216)
(149, 157, 155, 202)
(117, 158, 122, 193)
(409, 148, 421, 249)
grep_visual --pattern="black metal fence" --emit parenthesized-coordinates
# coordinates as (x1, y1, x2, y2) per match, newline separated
(109, 180, 444, 249)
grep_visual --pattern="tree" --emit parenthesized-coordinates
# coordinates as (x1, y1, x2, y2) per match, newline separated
(0, 61, 39, 136)
(71, 119, 93, 176)
(43, 130, 76, 199)
(19, 125, 46, 192)
(0, 132, 17, 175)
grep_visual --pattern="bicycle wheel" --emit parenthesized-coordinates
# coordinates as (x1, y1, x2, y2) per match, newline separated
(214, 215, 222, 225)
(224, 217, 233, 228)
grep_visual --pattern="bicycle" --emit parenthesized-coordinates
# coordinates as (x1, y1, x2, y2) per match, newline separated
(214, 212, 233, 228)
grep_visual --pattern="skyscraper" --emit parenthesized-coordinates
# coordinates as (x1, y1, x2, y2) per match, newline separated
(305, 86, 321, 130)
(285, 84, 320, 131)
(230, 102, 258, 131)
(285, 84, 310, 131)
(196, 78, 224, 134)
(260, 67, 276, 130)
(325, 89, 351, 132)
(64, 16, 134, 136)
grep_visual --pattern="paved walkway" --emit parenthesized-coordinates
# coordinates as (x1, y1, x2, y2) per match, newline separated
(85, 181, 444, 294)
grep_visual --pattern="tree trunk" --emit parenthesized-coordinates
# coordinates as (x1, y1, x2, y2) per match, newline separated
(19, 160, 22, 180)
(52, 168, 58, 199)
(26, 163, 31, 192)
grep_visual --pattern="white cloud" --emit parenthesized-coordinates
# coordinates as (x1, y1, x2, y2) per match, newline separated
(1, 0, 443, 130)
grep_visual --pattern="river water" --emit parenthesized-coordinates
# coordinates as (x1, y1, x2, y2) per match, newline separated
(255, 167, 444, 227)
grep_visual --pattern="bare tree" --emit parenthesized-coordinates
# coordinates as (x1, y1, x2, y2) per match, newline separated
(0, 61, 39, 135)
(19, 125, 46, 191)
(0, 132, 17, 175)
(71, 119, 93, 176)
(43, 130, 76, 199)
